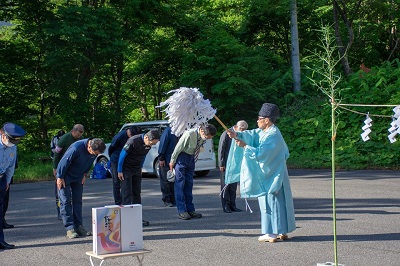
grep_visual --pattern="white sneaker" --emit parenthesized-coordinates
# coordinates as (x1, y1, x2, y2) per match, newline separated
(258, 234, 278, 243)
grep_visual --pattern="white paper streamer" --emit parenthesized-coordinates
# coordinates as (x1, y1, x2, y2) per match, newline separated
(388, 105, 400, 143)
(361, 114, 372, 142)
(157, 87, 217, 136)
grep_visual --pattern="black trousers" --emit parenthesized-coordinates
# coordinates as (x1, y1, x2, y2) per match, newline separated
(120, 168, 142, 205)
(159, 164, 175, 204)
(110, 161, 122, 205)
(0, 174, 6, 241)
(220, 170, 238, 209)
(3, 183, 9, 219)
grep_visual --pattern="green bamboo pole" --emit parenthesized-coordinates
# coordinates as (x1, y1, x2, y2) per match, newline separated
(331, 101, 338, 265)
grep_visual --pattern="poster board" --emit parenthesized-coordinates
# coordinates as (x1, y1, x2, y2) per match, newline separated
(92, 206, 121, 255)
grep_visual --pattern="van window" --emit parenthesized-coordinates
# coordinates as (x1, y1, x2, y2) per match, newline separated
(123, 124, 169, 135)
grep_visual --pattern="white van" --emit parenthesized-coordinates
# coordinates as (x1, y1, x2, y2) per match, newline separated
(94, 120, 216, 177)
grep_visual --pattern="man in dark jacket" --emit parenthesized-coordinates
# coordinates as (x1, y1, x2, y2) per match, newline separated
(218, 120, 248, 213)
(158, 126, 178, 207)
(52, 124, 84, 220)
(108, 126, 142, 205)
(118, 130, 160, 226)
(56, 138, 105, 239)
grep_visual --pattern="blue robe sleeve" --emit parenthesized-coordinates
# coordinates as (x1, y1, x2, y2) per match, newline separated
(224, 139, 244, 184)
(241, 127, 289, 195)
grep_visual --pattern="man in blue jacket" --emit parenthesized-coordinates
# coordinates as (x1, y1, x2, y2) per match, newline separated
(56, 138, 106, 239)
(158, 126, 178, 207)
(0, 122, 25, 249)
(108, 126, 142, 205)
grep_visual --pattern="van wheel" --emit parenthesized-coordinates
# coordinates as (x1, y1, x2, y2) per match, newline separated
(154, 160, 161, 179)
(194, 170, 209, 177)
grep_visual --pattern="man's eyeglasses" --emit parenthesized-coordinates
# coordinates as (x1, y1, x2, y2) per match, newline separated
(257, 116, 266, 121)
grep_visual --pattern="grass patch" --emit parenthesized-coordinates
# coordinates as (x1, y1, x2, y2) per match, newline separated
(13, 151, 54, 183)
(14, 162, 54, 183)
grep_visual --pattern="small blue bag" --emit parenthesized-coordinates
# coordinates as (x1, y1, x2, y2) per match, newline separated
(92, 162, 107, 179)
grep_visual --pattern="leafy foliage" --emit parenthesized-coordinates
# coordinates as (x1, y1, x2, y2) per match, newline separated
(280, 58, 400, 169)
(0, 0, 399, 172)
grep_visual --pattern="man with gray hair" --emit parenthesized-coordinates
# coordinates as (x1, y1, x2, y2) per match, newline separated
(118, 130, 160, 226)
(56, 138, 106, 239)
(169, 124, 217, 220)
(218, 120, 248, 213)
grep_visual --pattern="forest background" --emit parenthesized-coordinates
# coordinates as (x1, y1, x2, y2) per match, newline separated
(0, 0, 399, 181)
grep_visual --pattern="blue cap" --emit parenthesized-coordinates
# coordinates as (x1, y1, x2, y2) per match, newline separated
(3, 122, 26, 144)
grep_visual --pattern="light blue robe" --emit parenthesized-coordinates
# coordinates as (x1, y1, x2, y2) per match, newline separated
(225, 125, 296, 234)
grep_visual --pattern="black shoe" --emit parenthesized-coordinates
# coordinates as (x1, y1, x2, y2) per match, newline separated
(230, 207, 242, 212)
(223, 206, 232, 213)
(0, 241, 16, 249)
(163, 201, 173, 207)
(142, 220, 150, 226)
(3, 221, 14, 229)
(188, 211, 202, 219)
(57, 205, 61, 219)
(178, 212, 191, 220)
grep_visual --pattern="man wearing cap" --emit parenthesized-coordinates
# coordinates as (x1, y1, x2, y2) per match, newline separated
(0, 122, 26, 249)
(108, 125, 142, 205)
(52, 124, 84, 220)
(227, 103, 296, 243)
(56, 138, 106, 239)
(218, 120, 248, 213)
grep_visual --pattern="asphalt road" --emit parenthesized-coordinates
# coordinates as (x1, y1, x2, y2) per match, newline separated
(1, 169, 400, 266)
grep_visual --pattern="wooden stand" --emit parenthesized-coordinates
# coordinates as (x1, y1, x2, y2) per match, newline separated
(86, 250, 151, 266)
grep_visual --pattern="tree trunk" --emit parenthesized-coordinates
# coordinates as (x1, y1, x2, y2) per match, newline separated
(332, 0, 360, 75)
(110, 55, 124, 129)
(290, 0, 301, 92)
